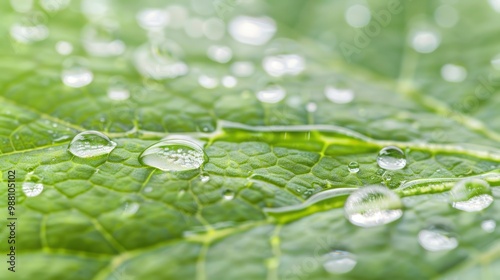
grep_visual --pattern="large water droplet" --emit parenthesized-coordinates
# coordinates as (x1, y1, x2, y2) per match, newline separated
(450, 178, 493, 212)
(68, 131, 117, 158)
(222, 189, 235, 200)
(256, 84, 286, 104)
(418, 225, 458, 252)
(228, 16, 276, 46)
(61, 58, 94, 88)
(410, 30, 440, 53)
(82, 21, 125, 57)
(441, 64, 467, 83)
(345, 4, 371, 28)
(325, 86, 354, 104)
(133, 40, 188, 80)
(348, 162, 359, 173)
(207, 45, 232, 64)
(10, 12, 49, 43)
(481, 220, 496, 233)
(262, 54, 305, 77)
(136, 9, 170, 31)
(22, 182, 44, 197)
(139, 138, 205, 171)
(376, 146, 406, 170)
(344, 186, 403, 227)
(322, 250, 357, 274)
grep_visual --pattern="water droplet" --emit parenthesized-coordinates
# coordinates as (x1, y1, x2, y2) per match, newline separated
(82, 21, 125, 57)
(489, 0, 500, 13)
(348, 162, 359, 173)
(107, 77, 130, 101)
(491, 54, 500, 70)
(61, 58, 94, 88)
(22, 182, 44, 197)
(418, 225, 458, 252)
(207, 45, 232, 63)
(410, 30, 440, 53)
(222, 189, 235, 200)
(377, 146, 406, 170)
(184, 17, 204, 38)
(481, 220, 496, 233)
(256, 84, 286, 104)
(450, 178, 493, 212)
(143, 186, 153, 193)
(434, 5, 459, 28)
(10, 12, 49, 43)
(68, 131, 117, 158)
(203, 17, 225, 40)
(200, 174, 210, 183)
(344, 186, 403, 227)
(325, 86, 354, 104)
(133, 40, 188, 80)
(345, 4, 371, 28)
(262, 54, 305, 77)
(136, 9, 170, 30)
(441, 64, 467, 83)
(198, 74, 219, 89)
(322, 250, 357, 274)
(306, 102, 317, 112)
(55, 41, 73, 56)
(231, 61, 255, 77)
(40, 0, 70, 12)
(139, 138, 205, 172)
(228, 16, 276, 46)
(222, 76, 237, 88)
(121, 201, 140, 217)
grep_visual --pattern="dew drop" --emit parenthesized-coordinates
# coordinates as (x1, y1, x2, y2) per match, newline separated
(305, 102, 317, 112)
(222, 189, 235, 200)
(228, 16, 276, 46)
(121, 201, 140, 217)
(184, 17, 205, 38)
(262, 54, 305, 77)
(441, 64, 467, 83)
(481, 220, 496, 233)
(82, 21, 126, 57)
(144, 186, 153, 193)
(207, 45, 233, 63)
(136, 9, 170, 31)
(348, 162, 359, 173)
(198, 74, 219, 89)
(344, 186, 403, 227)
(10, 12, 49, 43)
(418, 225, 458, 252)
(491, 54, 500, 70)
(434, 5, 459, 28)
(324, 86, 354, 104)
(231, 61, 255, 77)
(139, 138, 205, 172)
(410, 30, 440, 53)
(450, 178, 493, 212)
(22, 182, 44, 197)
(256, 84, 286, 104)
(376, 146, 406, 170)
(107, 77, 130, 101)
(222, 76, 237, 88)
(55, 41, 73, 56)
(61, 58, 94, 88)
(200, 174, 210, 183)
(68, 131, 117, 158)
(133, 40, 188, 80)
(345, 4, 371, 28)
(322, 250, 357, 275)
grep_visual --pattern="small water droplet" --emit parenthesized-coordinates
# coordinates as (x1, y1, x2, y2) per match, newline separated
(207, 45, 232, 63)
(348, 162, 359, 173)
(222, 189, 235, 200)
(144, 186, 153, 193)
(305, 102, 317, 112)
(418, 225, 458, 252)
(322, 250, 357, 275)
(202, 17, 225, 40)
(200, 174, 210, 183)
(377, 146, 406, 170)
(68, 131, 117, 158)
(61, 58, 94, 88)
(136, 9, 170, 30)
(22, 182, 44, 197)
(256, 84, 286, 104)
(82, 21, 126, 57)
(231, 61, 255, 77)
(441, 64, 467, 83)
(55, 41, 73, 56)
(434, 5, 459, 28)
(10, 12, 49, 43)
(481, 220, 496, 233)
(107, 77, 130, 101)
(410, 30, 440, 53)
(221, 76, 237, 88)
(450, 178, 493, 212)
(134, 40, 188, 80)
(198, 74, 219, 89)
(121, 201, 140, 217)
(345, 4, 371, 28)
(325, 86, 354, 104)
(344, 186, 403, 227)
(139, 138, 205, 172)
(228, 16, 276, 46)
(262, 54, 305, 77)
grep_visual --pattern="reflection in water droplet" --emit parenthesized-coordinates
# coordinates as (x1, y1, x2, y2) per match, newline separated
(441, 64, 467, 83)
(450, 178, 493, 212)
(207, 45, 233, 63)
(222, 189, 235, 200)
(10, 12, 49, 43)
(82, 21, 125, 57)
(222, 76, 237, 88)
(139, 138, 205, 172)
(262, 54, 305, 77)
(434, 5, 459, 28)
(325, 86, 354, 104)
(256, 84, 286, 104)
(55, 41, 73, 56)
(348, 162, 359, 173)
(344, 186, 403, 227)
(68, 131, 117, 158)
(410, 30, 440, 53)
(61, 58, 94, 88)
(231, 61, 255, 77)
(345, 4, 371, 28)
(482, 220, 496, 233)
(418, 226, 458, 252)
(22, 182, 44, 197)
(323, 250, 357, 274)
(377, 146, 406, 170)
(228, 16, 276, 46)
(136, 9, 170, 30)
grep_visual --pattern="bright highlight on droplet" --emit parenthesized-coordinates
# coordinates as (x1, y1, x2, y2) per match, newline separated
(481, 220, 496, 233)
(324, 86, 354, 104)
(222, 76, 237, 88)
(410, 30, 440, 53)
(61, 58, 94, 88)
(107, 77, 130, 101)
(441, 64, 467, 83)
(418, 226, 458, 252)
(256, 84, 286, 104)
(68, 131, 117, 158)
(198, 75, 219, 89)
(231, 61, 255, 77)
(207, 45, 233, 63)
(345, 4, 371, 28)
(136, 9, 170, 30)
(450, 178, 493, 212)
(377, 146, 406, 170)
(139, 138, 205, 172)
(344, 186, 403, 227)
(22, 182, 44, 197)
(228, 16, 276, 46)
(322, 250, 357, 274)
(222, 189, 235, 200)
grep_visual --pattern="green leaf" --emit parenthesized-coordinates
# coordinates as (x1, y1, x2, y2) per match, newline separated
(1, 0, 500, 279)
